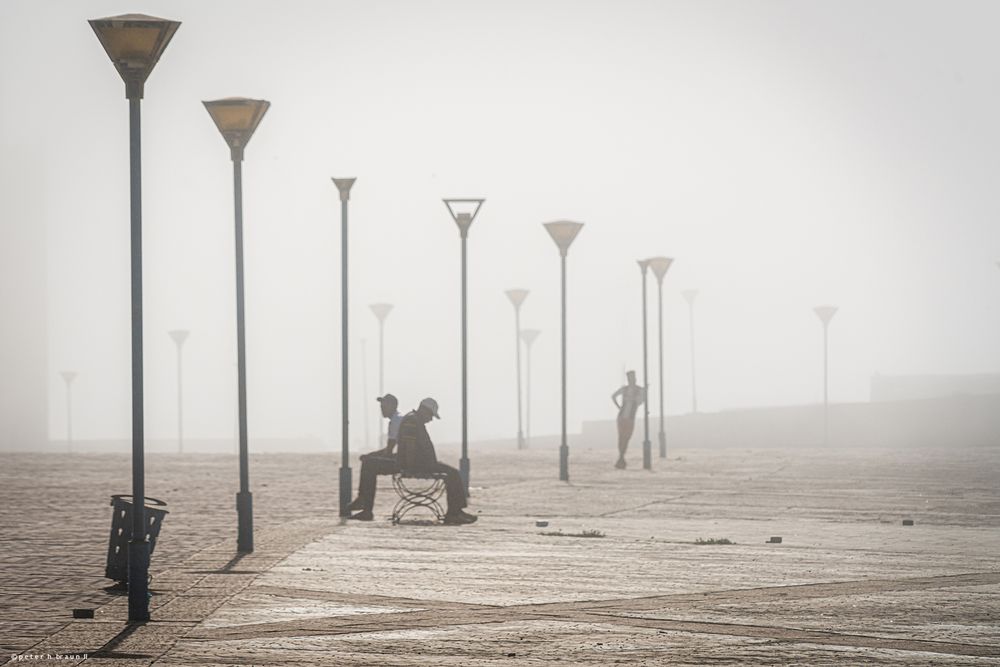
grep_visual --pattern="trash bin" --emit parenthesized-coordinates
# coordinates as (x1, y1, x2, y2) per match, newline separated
(104, 495, 168, 584)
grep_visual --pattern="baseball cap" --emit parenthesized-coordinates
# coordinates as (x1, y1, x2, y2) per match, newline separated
(377, 393, 398, 408)
(419, 397, 441, 419)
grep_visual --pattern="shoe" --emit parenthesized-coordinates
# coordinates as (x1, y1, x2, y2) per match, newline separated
(347, 497, 366, 512)
(615, 458, 626, 469)
(348, 509, 373, 521)
(443, 510, 478, 525)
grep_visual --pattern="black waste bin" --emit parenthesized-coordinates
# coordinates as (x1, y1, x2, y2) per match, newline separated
(105, 495, 168, 583)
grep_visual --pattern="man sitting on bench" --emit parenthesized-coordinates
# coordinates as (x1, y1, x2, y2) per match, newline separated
(349, 397, 477, 525)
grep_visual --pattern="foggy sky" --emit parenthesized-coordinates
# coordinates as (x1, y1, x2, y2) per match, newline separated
(2, 0, 999, 447)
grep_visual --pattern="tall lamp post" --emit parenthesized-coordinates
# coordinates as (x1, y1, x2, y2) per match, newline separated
(168, 330, 189, 454)
(361, 337, 371, 450)
(204, 97, 270, 552)
(333, 178, 357, 516)
(505, 289, 529, 449)
(520, 329, 540, 448)
(90, 13, 179, 622)
(60, 371, 77, 451)
(647, 257, 673, 458)
(814, 306, 838, 447)
(543, 221, 584, 482)
(637, 260, 652, 470)
(443, 198, 485, 492)
(370, 303, 393, 446)
(681, 289, 698, 414)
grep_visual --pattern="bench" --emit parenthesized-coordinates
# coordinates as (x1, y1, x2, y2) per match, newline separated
(391, 472, 448, 524)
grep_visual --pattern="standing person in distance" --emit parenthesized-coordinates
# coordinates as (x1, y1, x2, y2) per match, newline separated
(612, 370, 645, 469)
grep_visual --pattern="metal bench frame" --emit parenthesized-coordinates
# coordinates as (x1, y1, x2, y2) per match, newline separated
(391, 472, 448, 524)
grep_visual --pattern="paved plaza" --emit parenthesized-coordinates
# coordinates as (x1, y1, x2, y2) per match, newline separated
(1, 442, 999, 665)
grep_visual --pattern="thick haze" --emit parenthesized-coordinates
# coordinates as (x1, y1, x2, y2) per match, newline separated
(2, 0, 999, 447)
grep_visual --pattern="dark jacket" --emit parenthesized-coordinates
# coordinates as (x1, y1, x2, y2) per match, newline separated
(396, 411, 438, 471)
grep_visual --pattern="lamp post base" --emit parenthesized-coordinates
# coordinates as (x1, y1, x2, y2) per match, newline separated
(642, 439, 652, 471)
(339, 466, 352, 517)
(559, 444, 569, 482)
(517, 431, 525, 450)
(459, 457, 470, 494)
(236, 491, 253, 553)
(127, 539, 150, 622)
(658, 431, 666, 459)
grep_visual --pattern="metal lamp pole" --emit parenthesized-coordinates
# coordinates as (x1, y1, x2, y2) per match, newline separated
(681, 289, 698, 414)
(168, 330, 189, 454)
(370, 303, 393, 446)
(814, 306, 838, 447)
(544, 221, 584, 482)
(444, 199, 485, 492)
(90, 13, 179, 622)
(333, 178, 357, 516)
(204, 97, 271, 552)
(60, 371, 77, 451)
(520, 329, 540, 448)
(505, 289, 529, 449)
(637, 260, 652, 470)
(647, 258, 673, 458)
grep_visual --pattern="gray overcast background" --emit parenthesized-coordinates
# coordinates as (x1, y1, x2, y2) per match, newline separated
(2, 0, 999, 447)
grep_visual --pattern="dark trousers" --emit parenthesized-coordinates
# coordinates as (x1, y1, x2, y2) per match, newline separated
(356, 457, 466, 514)
(356, 455, 399, 511)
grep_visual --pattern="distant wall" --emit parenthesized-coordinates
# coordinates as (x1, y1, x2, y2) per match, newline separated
(0, 145, 47, 450)
(870, 373, 1000, 402)
(581, 395, 1000, 450)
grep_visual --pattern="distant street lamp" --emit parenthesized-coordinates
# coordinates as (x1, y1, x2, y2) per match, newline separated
(520, 329, 541, 448)
(681, 289, 698, 415)
(543, 221, 584, 482)
(168, 330, 189, 454)
(361, 337, 371, 450)
(204, 96, 270, 552)
(60, 371, 77, 451)
(90, 12, 180, 622)
(637, 260, 652, 471)
(444, 198, 485, 492)
(333, 178, 357, 516)
(505, 289, 529, 450)
(814, 305, 838, 447)
(647, 257, 673, 458)
(370, 303, 393, 446)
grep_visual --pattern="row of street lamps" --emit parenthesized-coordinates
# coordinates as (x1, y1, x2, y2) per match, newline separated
(80, 11, 870, 625)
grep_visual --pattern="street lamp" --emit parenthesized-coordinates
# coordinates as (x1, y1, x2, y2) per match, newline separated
(543, 221, 584, 482)
(168, 330, 189, 454)
(814, 305, 838, 447)
(681, 289, 698, 415)
(637, 260, 652, 470)
(204, 96, 270, 552)
(505, 289, 529, 450)
(333, 178, 357, 516)
(647, 257, 674, 460)
(60, 371, 77, 451)
(520, 329, 541, 448)
(90, 12, 180, 623)
(370, 303, 393, 447)
(443, 198, 485, 492)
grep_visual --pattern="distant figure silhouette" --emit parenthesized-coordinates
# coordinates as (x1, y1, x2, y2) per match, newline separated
(349, 397, 476, 525)
(612, 370, 645, 469)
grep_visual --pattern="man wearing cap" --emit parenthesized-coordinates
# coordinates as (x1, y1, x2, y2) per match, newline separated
(349, 397, 477, 525)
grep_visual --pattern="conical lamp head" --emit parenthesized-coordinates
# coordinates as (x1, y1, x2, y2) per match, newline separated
(647, 256, 673, 281)
(543, 220, 584, 255)
(60, 371, 78, 384)
(370, 303, 393, 321)
(814, 305, 838, 325)
(89, 14, 180, 98)
(168, 329, 190, 346)
(505, 289, 529, 308)
(681, 289, 698, 305)
(203, 98, 270, 158)
(520, 329, 541, 346)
